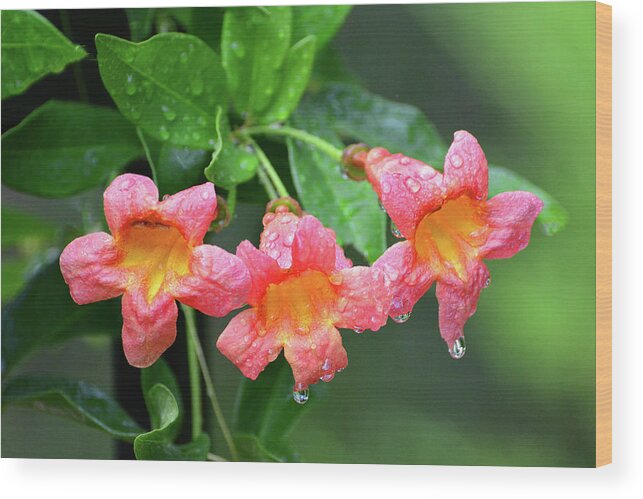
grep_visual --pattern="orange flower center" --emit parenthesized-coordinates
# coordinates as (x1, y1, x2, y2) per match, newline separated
(119, 221, 191, 302)
(258, 270, 337, 338)
(415, 195, 487, 280)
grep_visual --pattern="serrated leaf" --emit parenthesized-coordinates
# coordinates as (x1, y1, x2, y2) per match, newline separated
(292, 5, 352, 53)
(233, 356, 318, 462)
(204, 108, 259, 189)
(134, 383, 209, 461)
(221, 6, 292, 119)
(488, 165, 568, 236)
(1, 100, 141, 197)
(1, 10, 87, 100)
(140, 359, 183, 442)
(2, 376, 143, 441)
(125, 8, 156, 42)
(1, 257, 121, 376)
(257, 35, 316, 125)
(138, 130, 209, 197)
(96, 32, 227, 148)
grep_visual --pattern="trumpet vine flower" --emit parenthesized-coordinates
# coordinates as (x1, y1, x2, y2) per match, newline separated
(366, 131, 544, 355)
(216, 210, 391, 392)
(60, 174, 250, 368)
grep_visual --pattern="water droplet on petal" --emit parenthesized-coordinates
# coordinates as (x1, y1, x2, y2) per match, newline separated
(381, 181, 391, 194)
(449, 336, 466, 359)
(390, 222, 403, 238)
(353, 327, 364, 334)
(405, 177, 421, 193)
(450, 153, 463, 168)
(329, 273, 343, 285)
(320, 372, 335, 382)
(292, 385, 309, 405)
(393, 311, 411, 324)
(378, 199, 386, 212)
(483, 276, 491, 288)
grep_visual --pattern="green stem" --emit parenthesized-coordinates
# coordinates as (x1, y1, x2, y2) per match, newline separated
(180, 304, 239, 461)
(226, 186, 237, 220)
(136, 128, 159, 185)
(242, 125, 343, 162)
(183, 306, 202, 440)
(256, 166, 278, 200)
(59, 10, 89, 103)
(246, 137, 290, 198)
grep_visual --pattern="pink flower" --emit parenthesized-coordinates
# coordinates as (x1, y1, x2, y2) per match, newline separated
(60, 174, 250, 368)
(366, 131, 543, 355)
(216, 210, 391, 390)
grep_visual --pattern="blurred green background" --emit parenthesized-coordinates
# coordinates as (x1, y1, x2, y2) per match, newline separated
(2, 2, 596, 466)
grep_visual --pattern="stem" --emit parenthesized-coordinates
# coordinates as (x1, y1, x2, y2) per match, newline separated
(180, 304, 239, 461)
(184, 306, 202, 440)
(246, 136, 290, 198)
(59, 10, 89, 103)
(227, 186, 237, 220)
(136, 128, 159, 185)
(242, 125, 343, 162)
(257, 166, 278, 200)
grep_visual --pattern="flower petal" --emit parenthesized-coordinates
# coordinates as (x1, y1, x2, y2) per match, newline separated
(291, 215, 338, 274)
(334, 267, 390, 331)
(480, 191, 544, 259)
(435, 261, 489, 348)
(374, 241, 436, 318)
(121, 289, 178, 368)
(216, 309, 283, 380)
(103, 174, 159, 236)
(443, 131, 488, 201)
(236, 240, 285, 306)
(365, 147, 444, 238)
(157, 183, 217, 246)
(259, 211, 299, 269)
(59, 232, 126, 305)
(174, 245, 250, 317)
(283, 323, 348, 387)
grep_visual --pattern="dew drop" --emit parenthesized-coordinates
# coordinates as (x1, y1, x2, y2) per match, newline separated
(292, 385, 309, 405)
(125, 82, 137, 96)
(179, 52, 188, 63)
(378, 199, 386, 212)
(161, 105, 176, 121)
(393, 311, 411, 324)
(449, 336, 466, 359)
(320, 372, 335, 382)
(230, 41, 246, 58)
(483, 276, 491, 288)
(450, 153, 463, 169)
(381, 181, 392, 194)
(329, 273, 343, 285)
(353, 327, 364, 334)
(390, 222, 403, 238)
(399, 156, 411, 165)
(190, 79, 204, 96)
(159, 126, 170, 141)
(405, 177, 421, 193)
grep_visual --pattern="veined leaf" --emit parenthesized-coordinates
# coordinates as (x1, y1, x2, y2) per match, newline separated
(1, 10, 87, 100)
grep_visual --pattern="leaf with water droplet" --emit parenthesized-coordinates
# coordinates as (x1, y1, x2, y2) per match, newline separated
(1, 100, 141, 197)
(204, 107, 258, 189)
(96, 32, 227, 148)
(256, 35, 316, 125)
(2, 10, 88, 100)
(221, 6, 292, 118)
(291, 5, 352, 53)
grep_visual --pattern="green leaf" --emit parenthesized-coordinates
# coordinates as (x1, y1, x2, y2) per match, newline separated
(204, 108, 259, 189)
(140, 359, 183, 442)
(257, 35, 316, 125)
(125, 8, 156, 42)
(138, 130, 209, 197)
(1, 100, 141, 198)
(96, 33, 227, 148)
(1, 10, 87, 100)
(167, 7, 224, 51)
(134, 383, 210, 461)
(488, 165, 568, 236)
(1, 257, 121, 376)
(292, 5, 352, 53)
(221, 6, 292, 119)
(2, 376, 143, 441)
(233, 356, 316, 462)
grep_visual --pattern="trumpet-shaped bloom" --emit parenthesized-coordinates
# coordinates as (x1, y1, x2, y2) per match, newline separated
(216, 211, 391, 389)
(366, 131, 543, 351)
(60, 174, 250, 368)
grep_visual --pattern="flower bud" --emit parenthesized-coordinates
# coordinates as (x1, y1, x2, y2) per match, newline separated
(265, 196, 303, 217)
(341, 143, 370, 181)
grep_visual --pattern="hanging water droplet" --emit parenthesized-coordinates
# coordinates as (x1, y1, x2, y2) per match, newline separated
(390, 222, 403, 238)
(393, 311, 411, 324)
(378, 199, 386, 212)
(320, 372, 335, 382)
(483, 276, 491, 288)
(353, 327, 364, 334)
(449, 336, 466, 359)
(292, 386, 309, 405)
